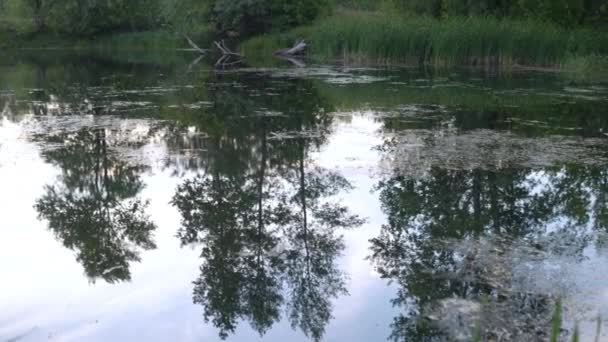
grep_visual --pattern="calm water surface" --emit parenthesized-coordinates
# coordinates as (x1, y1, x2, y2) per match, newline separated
(1, 51, 608, 342)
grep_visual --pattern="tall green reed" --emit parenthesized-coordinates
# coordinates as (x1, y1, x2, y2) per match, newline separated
(242, 11, 608, 68)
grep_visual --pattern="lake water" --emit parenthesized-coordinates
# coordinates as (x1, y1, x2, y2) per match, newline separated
(1, 51, 608, 342)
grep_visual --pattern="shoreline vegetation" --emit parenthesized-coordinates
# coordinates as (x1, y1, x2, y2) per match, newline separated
(241, 10, 608, 73)
(1, 1, 607, 73)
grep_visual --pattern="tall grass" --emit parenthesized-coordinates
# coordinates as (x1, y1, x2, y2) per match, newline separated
(242, 11, 608, 68)
(551, 298, 563, 342)
(596, 316, 603, 342)
(548, 299, 604, 342)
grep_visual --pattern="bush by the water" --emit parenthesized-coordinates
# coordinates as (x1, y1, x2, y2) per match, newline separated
(0, 0, 330, 36)
(4, 0, 163, 35)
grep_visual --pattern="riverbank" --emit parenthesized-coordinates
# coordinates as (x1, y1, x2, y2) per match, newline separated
(3, 12, 607, 76)
(241, 10, 608, 72)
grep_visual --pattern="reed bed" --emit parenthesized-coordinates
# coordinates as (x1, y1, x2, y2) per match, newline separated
(242, 11, 608, 68)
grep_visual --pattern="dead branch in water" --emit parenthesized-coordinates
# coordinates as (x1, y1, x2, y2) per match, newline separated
(181, 35, 246, 70)
(183, 34, 208, 54)
(214, 55, 245, 69)
(213, 40, 244, 69)
(274, 39, 307, 56)
(214, 40, 242, 57)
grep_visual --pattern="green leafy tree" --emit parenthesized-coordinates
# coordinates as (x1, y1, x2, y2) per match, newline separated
(24, 0, 56, 31)
(24, 0, 162, 35)
(516, 0, 587, 26)
(390, 0, 606, 24)
(164, 0, 329, 35)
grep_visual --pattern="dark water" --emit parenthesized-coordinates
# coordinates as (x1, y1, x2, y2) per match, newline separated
(1, 51, 608, 342)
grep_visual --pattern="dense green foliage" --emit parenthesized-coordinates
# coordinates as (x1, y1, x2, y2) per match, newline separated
(1, 0, 163, 35)
(206, 0, 330, 34)
(349, 0, 607, 26)
(1, 0, 606, 37)
(1, 0, 329, 36)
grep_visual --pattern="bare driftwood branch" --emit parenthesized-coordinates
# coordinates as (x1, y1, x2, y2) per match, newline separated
(215, 55, 229, 67)
(275, 39, 307, 56)
(214, 40, 242, 57)
(183, 34, 208, 54)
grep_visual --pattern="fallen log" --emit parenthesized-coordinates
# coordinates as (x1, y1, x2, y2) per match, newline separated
(274, 39, 307, 56)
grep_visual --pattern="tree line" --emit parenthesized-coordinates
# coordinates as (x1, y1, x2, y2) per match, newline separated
(1, 0, 327, 36)
(1, 0, 606, 37)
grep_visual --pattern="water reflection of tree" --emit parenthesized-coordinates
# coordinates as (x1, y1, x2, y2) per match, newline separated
(0, 93, 16, 117)
(171, 74, 363, 341)
(279, 162, 363, 340)
(161, 73, 332, 174)
(35, 128, 157, 283)
(370, 164, 608, 341)
(173, 149, 362, 341)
